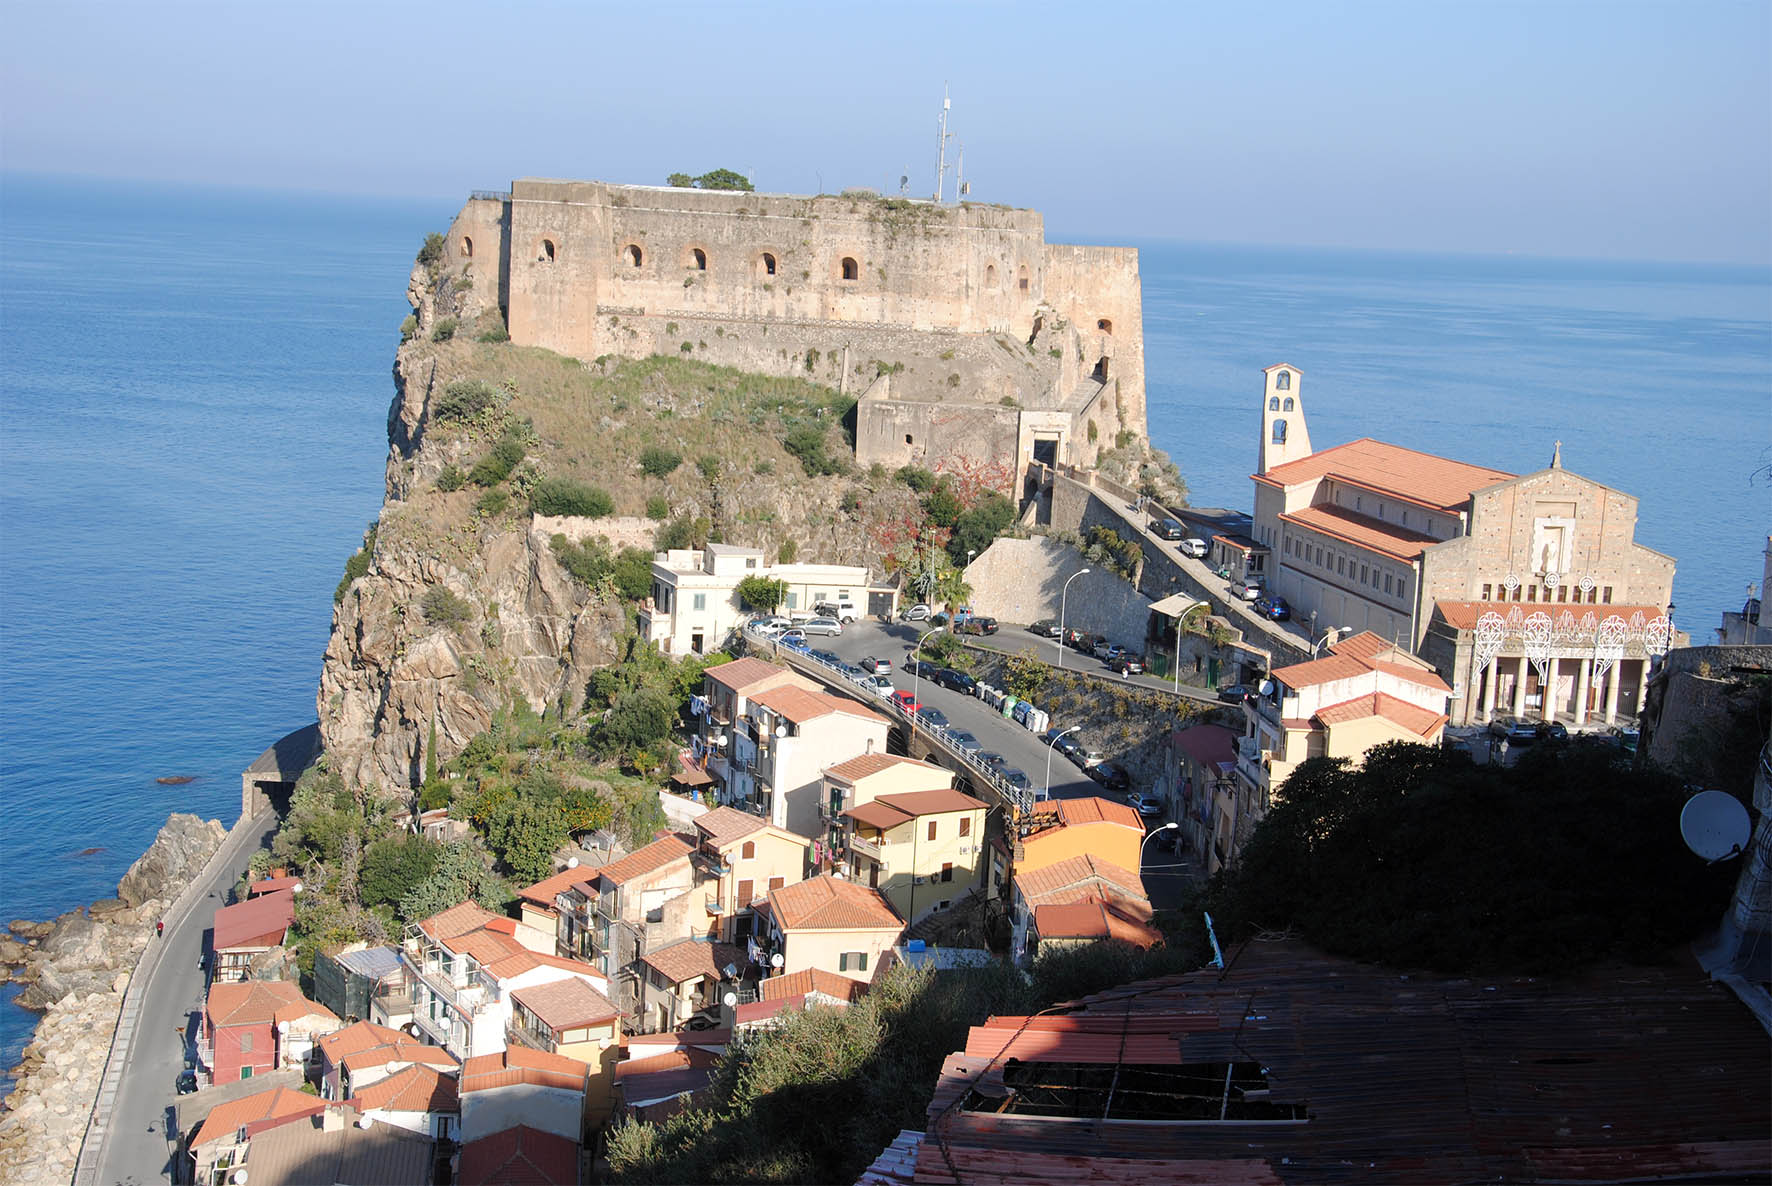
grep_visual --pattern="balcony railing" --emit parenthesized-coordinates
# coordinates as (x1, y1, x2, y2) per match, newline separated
(406, 959, 488, 1016)
(848, 834, 882, 861)
(706, 895, 732, 916)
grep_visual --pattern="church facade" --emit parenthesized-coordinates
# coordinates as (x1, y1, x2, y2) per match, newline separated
(1249, 367, 1676, 728)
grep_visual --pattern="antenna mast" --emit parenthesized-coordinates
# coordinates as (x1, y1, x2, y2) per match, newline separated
(933, 85, 952, 204)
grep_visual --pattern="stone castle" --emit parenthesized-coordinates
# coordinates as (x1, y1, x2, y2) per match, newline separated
(436, 178, 1147, 486)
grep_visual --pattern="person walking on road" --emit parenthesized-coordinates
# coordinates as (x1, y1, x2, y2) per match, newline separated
(156, 919, 164, 939)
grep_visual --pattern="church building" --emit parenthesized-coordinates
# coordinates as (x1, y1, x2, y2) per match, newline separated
(1249, 366, 1676, 728)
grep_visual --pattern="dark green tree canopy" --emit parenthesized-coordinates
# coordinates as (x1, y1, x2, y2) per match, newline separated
(666, 168, 754, 192)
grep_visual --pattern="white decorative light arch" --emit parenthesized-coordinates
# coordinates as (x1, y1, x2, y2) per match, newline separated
(1523, 611, 1554, 685)
(1474, 612, 1507, 672)
(1592, 615, 1628, 685)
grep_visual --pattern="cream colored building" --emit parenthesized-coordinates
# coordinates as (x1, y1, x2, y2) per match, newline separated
(639, 543, 883, 656)
(689, 805, 809, 948)
(755, 874, 904, 985)
(819, 752, 954, 850)
(840, 788, 988, 925)
(1012, 796, 1147, 881)
(1250, 367, 1676, 726)
(1228, 631, 1450, 873)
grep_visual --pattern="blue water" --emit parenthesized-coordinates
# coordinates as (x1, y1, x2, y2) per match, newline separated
(2, 178, 1767, 1086)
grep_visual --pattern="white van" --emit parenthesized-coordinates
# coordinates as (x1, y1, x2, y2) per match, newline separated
(814, 599, 860, 623)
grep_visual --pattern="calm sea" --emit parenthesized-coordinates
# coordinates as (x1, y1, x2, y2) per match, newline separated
(1, 176, 1767, 1082)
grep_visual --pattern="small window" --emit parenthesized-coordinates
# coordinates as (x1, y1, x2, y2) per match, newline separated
(1268, 397, 1281, 412)
(625, 244, 642, 267)
(1017, 265, 1029, 292)
(1602, 586, 1613, 604)
(985, 263, 998, 288)
(761, 252, 776, 276)
(691, 247, 707, 270)
(1527, 586, 1537, 602)
(1360, 564, 1369, 583)
(693, 593, 706, 611)
(940, 863, 953, 883)
(1337, 557, 1345, 575)
(1401, 510, 1408, 526)
(768, 876, 784, 893)
(241, 1064, 254, 1079)
(1276, 370, 1291, 391)
(1282, 397, 1294, 411)
(461, 236, 474, 258)
(1097, 318, 1112, 334)
(741, 841, 755, 860)
(1387, 574, 1396, 594)
(839, 951, 869, 973)
(1355, 495, 1362, 511)
(1272, 420, 1287, 444)
(538, 239, 556, 263)
(927, 820, 937, 842)
(904, 434, 913, 445)
(841, 256, 859, 281)
(959, 817, 971, 837)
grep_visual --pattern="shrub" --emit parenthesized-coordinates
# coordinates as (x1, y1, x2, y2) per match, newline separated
(783, 425, 838, 476)
(468, 433, 525, 486)
(1087, 419, 1099, 443)
(639, 446, 682, 478)
(896, 465, 936, 493)
(417, 232, 445, 269)
(656, 514, 711, 551)
(475, 488, 510, 517)
(435, 464, 465, 492)
(477, 322, 510, 344)
(421, 585, 474, 626)
(399, 315, 418, 342)
(753, 460, 774, 476)
(644, 495, 669, 521)
(333, 522, 378, 604)
(531, 476, 613, 518)
(431, 317, 457, 342)
(696, 454, 721, 483)
(433, 379, 501, 425)
(736, 575, 789, 613)
(777, 538, 798, 563)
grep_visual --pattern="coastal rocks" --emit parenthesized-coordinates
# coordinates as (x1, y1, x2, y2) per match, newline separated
(0, 987, 123, 1185)
(117, 812, 229, 908)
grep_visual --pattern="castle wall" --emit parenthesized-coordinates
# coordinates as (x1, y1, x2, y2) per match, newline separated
(440, 197, 511, 320)
(1042, 244, 1147, 437)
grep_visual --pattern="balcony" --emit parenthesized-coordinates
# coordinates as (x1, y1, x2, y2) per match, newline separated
(706, 895, 733, 916)
(692, 848, 730, 878)
(848, 833, 882, 861)
(406, 958, 488, 1016)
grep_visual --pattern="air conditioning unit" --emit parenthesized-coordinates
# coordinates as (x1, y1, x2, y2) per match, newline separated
(958, 846, 971, 855)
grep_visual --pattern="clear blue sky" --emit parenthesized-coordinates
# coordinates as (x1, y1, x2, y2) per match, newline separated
(3, 0, 1768, 264)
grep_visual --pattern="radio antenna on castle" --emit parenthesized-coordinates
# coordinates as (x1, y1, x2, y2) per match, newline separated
(933, 85, 953, 204)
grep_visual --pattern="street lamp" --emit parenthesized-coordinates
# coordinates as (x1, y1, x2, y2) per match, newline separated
(911, 626, 944, 711)
(1141, 821, 1181, 870)
(1056, 567, 1092, 669)
(1043, 725, 1082, 799)
(1311, 625, 1346, 658)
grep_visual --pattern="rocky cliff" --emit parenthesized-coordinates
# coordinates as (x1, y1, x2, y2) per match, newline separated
(318, 265, 920, 795)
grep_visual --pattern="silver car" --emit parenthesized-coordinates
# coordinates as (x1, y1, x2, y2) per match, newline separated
(800, 617, 843, 636)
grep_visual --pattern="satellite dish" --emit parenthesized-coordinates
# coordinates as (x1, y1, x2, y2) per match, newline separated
(722, 990, 738, 1008)
(1258, 679, 1275, 697)
(770, 952, 784, 968)
(1679, 789, 1751, 862)
(566, 857, 579, 868)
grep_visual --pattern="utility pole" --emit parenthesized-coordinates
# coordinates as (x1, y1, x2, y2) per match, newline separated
(933, 85, 952, 204)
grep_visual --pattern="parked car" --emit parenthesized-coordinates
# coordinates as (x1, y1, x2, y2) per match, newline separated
(947, 730, 982, 755)
(176, 1064, 198, 1095)
(1090, 761, 1131, 791)
(838, 663, 868, 682)
(1126, 792, 1164, 819)
(1254, 595, 1291, 621)
(1093, 641, 1125, 663)
(1216, 683, 1252, 704)
(752, 616, 792, 635)
(916, 705, 950, 729)
(810, 648, 842, 666)
(1535, 720, 1569, 742)
(1068, 630, 1105, 653)
(1028, 618, 1061, 638)
(813, 599, 860, 623)
(979, 751, 1008, 770)
(1000, 768, 1032, 790)
(800, 616, 843, 636)
(891, 690, 921, 714)
(1068, 746, 1106, 770)
(1233, 579, 1265, 602)
(1488, 716, 1537, 744)
(909, 658, 944, 680)
(1151, 517, 1185, 540)
(862, 674, 894, 697)
(1116, 653, 1146, 676)
(1610, 725, 1640, 754)
(779, 630, 810, 651)
(961, 616, 999, 636)
(1178, 537, 1208, 559)
(860, 656, 893, 675)
(899, 603, 932, 621)
(1043, 729, 1083, 760)
(934, 668, 978, 695)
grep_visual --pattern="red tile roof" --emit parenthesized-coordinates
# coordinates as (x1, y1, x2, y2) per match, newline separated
(1033, 896, 1164, 949)
(875, 788, 988, 817)
(211, 889, 296, 951)
(1313, 691, 1448, 739)
(825, 752, 948, 784)
(317, 1019, 409, 1065)
(1013, 855, 1148, 911)
(1280, 503, 1442, 561)
(416, 899, 504, 942)
(638, 939, 744, 987)
(702, 655, 794, 692)
(317, 1020, 455, 1075)
(1022, 796, 1143, 840)
(846, 799, 915, 831)
(584, 832, 694, 889)
(1273, 632, 1450, 694)
(767, 874, 904, 932)
(246, 875, 302, 897)
(516, 866, 594, 910)
(1433, 599, 1669, 632)
(693, 805, 768, 847)
(189, 1085, 326, 1148)
(758, 966, 870, 1003)
(458, 1124, 579, 1186)
(511, 976, 620, 1031)
(1255, 437, 1514, 509)
(460, 1046, 589, 1095)
(751, 684, 892, 726)
(205, 980, 336, 1029)
(346, 1063, 459, 1115)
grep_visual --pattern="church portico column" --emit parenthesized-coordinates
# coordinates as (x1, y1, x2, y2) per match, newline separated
(1513, 656, 1529, 718)
(1603, 662, 1620, 725)
(1574, 658, 1591, 727)
(1635, 660, 1650, 721)
(1545, 656, 1560, 721)
(1482, 656, 1499, 719)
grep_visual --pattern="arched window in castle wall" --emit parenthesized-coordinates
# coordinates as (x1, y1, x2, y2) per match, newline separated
(1273, 420, 1288, 444)
(1269, 396, 1280, 411)
(1283, 397, 1294, 411)
(1098, 318, 1112, 334)
(691, 247, 707, 271)
(760, 252, 776, 277)
(985, 264, 998, 288)
(538, 239, 555, 263)
(1276, 370, 1291, 391)
(1017, 265, 1029, 293)
(461, 236, 473, 259)
(841, 257, 859, 281)
(625, 244, 643, 268)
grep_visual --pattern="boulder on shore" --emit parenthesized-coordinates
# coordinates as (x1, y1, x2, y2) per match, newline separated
(117, 812, 228, 908)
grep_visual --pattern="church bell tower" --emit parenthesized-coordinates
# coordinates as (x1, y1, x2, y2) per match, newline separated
(1258, 363, 1312, 474)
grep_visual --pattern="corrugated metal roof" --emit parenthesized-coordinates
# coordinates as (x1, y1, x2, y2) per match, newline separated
(333, 946, 402, 980)
(211, 889, 296, 951)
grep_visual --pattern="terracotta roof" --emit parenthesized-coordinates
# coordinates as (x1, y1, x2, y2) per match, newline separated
(702, 656, 792, 693)
(416, 899, 504, 942)
(1280, 503, 1442, 561)
(211, 889, 296, 951)
(846, 799, 914, 831)
(767, 874, 904, 932)
(923, 939, 1770, 1184)
(190, 1085, 325, 1148)
(672, 752, 714, 786)
(1255, 437, 1515, 509)
(1033, 896, 1164, 948)
(1171, 725, 1237, 770)
(317, 1020, 407, 1064)
(1013, 855, 1149, 913)
(1433, 599, 1670, 632)
(458, 1125, 579, 1186)
(751, 684, 891, 726)
(317, 1020, 455, 1074)
(614, 1046, 723, 1080)
(247, 875, 302, 897)
(347, 1063, 459, 1115)
(516, 866, 594, 909)
(586, 832, 694, 889)
(758, 966, 870, 1003)
(1273, 633, 1450, 694)
(825, 752, 947, 784)
(511, 977, 620, 1031)
(1023, 796, 1144, 840)
(693, 805, 768, 847)
(205, 980, 336, 1029)
(875, 789, 988, 817)
(1326, 630, 1390, 661)
(460, 1046, 589, 1095)
(617, 1064, 719, 1107)
(638, 939, 744, 986)
(1314, 692, 1448, 739)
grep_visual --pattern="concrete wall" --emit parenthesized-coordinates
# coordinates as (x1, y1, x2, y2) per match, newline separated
(964, 537, 1152, 646)
(460, 1082, 582, 1144)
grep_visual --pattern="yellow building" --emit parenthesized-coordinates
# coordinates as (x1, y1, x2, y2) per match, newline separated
(688, 806, 809, 948)
(506, 977, 621, 1124)
(1013, 796, 1146, 880)
(756, 874, 904, 985)
(840, 788, 989, 925)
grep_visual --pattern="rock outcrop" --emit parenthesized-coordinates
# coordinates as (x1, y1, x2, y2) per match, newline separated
(117, 812, 228, 908)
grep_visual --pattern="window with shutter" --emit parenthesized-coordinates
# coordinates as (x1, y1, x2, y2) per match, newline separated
(959, 817, 971, 838)
(927, 820, 937, 842)
(738, 879, 754, 906)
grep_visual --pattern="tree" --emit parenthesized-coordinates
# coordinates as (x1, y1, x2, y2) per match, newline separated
(666, 172, 693, 187)
(695, 168, 753, 191)
(359, 834, 441, 910)
(639, 446, 682, 478)
(736, 575, 789, 613)
(921, 481, 963, 529)
(1002, 649, 1051, 701)
(397, 838, 510, 922)
(946, 491, 1016, 566)
(596, 687, 675, 757)
(656, 514, 711, 551)
(486, 796, 570, 886)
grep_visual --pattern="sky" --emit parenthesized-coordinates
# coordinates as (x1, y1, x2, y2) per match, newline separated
(2, 0, 1768, 264)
